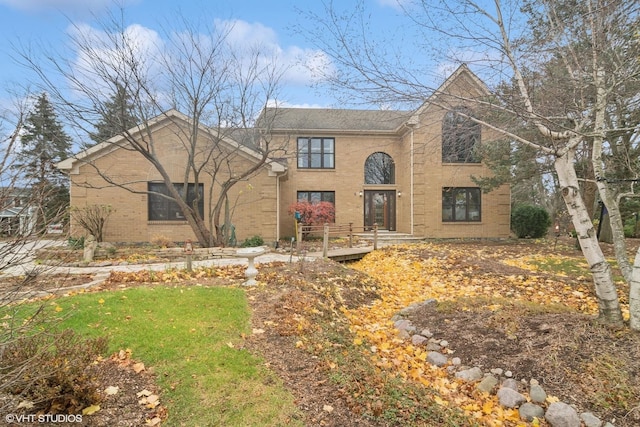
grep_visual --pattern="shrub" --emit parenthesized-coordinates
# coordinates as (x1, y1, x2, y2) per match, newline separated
(288, 201, 335, 226)
(241, 235, 264, 247)
(0, 329, 107, 414)
(67, 236, 84, 249)
(151, 235, 175, 248)
(69, 205, 113, 242)
(511, 205, 551, 238)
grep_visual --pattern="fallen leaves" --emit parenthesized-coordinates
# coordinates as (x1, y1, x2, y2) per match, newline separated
(343, 243, 611, 426)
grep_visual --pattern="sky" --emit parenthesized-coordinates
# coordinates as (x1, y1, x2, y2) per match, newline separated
(0, 0, 415, 112)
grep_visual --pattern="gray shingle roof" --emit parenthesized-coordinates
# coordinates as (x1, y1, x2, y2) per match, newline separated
(260, 108, 413, 132)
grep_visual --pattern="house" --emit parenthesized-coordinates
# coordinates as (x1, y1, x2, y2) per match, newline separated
(58, 65, 510, 244)
(0, 188, 35, 236)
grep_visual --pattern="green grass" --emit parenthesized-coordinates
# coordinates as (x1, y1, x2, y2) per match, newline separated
(48, 285, 302, 427)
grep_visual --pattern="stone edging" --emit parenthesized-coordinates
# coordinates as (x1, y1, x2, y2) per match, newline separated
(392, 299, 614, 427)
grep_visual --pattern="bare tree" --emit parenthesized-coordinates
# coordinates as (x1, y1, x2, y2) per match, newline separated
(302, 0, 640, 327)
(0, 92, 72, 410)
(17, 8, 288, 247)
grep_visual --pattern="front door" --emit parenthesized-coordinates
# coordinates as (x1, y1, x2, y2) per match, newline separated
(364, 190, 396, 231)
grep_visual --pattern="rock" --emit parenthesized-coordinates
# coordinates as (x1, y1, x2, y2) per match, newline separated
(420, 329, 433, 338)
(580, 412, 602, 427)
(545, 402, 580, 427)
(530, 378, 539, 386)
(426, 351, 448, 367)
(502, 378, 519, 391)
(529, 384, 547, 403)
(399, 303, 421, 316)
(497, 387, 527, 408)
(439, 340, 449, 348)
(451, 357, 461, 365)
(411, 334, 428, 346)
(504, 370, 513, 378)
(393, 319, 416, 334)
(426, 342, 442, 351)
(519, 402, 545, 421)
(476, 375, 499, 393)
(455, 367, 483, 382)
(490, 368, 503, 376)
(397, 329, 411, 339)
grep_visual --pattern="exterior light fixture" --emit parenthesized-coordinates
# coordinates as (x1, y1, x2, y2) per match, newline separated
(398, 191, 402, 197)
(359, 191, 363, 197)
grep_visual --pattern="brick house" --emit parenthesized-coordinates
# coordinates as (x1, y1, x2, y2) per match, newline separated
(58, 65, 510, 244)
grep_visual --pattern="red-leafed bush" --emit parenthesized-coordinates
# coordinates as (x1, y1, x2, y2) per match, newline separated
(288, 201, 335, 226)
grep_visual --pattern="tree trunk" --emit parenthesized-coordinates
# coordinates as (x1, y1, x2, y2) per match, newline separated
(555, 151, 623, 324)
(630, 248, 640, 330)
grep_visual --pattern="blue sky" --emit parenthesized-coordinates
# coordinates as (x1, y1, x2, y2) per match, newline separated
(0, 0, 417, 110)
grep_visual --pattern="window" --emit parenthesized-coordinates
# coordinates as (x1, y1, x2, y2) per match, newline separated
(442, 187, 481, 222)
(148, 182, 204, 221)
(297, 191, 335, 205)
(442, 107, 480, 163)
(364, 152, 395, 184)
(297, 137, 335, 169)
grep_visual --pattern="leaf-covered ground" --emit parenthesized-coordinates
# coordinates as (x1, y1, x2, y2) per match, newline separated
(3, 238, 640, 426)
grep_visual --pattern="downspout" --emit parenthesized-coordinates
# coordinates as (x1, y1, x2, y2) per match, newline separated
(276, 174, 280, 242)
(410, 127, 415, 235)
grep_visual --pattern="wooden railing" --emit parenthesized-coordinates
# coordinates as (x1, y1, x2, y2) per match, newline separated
(297, 222, 379, 257)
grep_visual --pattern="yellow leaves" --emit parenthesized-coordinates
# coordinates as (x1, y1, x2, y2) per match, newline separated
(82, 404, 100, 415)
(433, 395, 448, 406)
(347, 243, 594, 426)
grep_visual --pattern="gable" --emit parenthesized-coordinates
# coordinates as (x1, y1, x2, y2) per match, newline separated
(57, 109, 285, 175)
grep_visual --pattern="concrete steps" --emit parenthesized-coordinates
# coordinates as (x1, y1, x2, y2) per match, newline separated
(355, 232, 425, 246)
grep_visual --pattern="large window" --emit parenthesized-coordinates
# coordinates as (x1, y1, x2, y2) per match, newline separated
(442, 107, 480, 163)
(442, 187, 481, 222)
(297, 191, 335, 205)
(297, 137, 335, 169)
(364, 152, 395, 184)
(148, 182, 204, 221)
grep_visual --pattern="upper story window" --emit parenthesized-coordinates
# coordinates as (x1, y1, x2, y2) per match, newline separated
(442, 187, 481, 222)
(297, 137, 335, 169)
(148, 182, 204, 221)
(364, 152, 395, 184)
(442, 107, 480, 163)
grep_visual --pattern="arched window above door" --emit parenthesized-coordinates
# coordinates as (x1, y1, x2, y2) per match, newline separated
(364, 152, 395, 184)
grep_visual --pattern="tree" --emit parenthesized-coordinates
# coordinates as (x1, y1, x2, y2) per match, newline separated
(16, 93, 72, 231)
(89, 83, 139, 145)
(18, 8, 287, 247)
(302, 0, 640, 327)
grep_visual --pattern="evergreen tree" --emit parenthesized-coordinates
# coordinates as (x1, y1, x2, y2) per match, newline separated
(89, 84, 139, 144)
(17, 93, 72, 232)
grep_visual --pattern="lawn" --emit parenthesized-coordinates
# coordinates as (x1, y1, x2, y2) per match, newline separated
(51, 285, 302, 426)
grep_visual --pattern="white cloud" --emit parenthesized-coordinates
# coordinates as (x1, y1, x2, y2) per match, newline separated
(214, 19, 335, 87)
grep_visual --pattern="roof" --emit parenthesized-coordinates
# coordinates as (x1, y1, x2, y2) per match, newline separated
(259, 108, 413, 133)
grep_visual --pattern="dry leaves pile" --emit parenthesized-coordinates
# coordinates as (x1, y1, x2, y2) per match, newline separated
(345, 243, 617, 426)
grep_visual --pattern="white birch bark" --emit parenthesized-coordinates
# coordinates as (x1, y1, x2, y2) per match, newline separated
(555, 148, 623, 324)
(630, 249, 640, 330)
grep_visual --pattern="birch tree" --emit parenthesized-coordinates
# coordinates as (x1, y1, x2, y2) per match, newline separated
(17, 8, 287, 247)
(304, 0, 640, 327)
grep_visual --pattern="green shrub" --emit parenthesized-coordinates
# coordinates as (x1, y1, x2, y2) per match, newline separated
(511, 205, 552, 238)
(67, 236, 85, 249)
(0, 329, 107, 414)
(240, 235, 264, 247)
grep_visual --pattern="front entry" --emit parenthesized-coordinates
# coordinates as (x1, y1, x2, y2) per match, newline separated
(364, 190, 396, 231)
